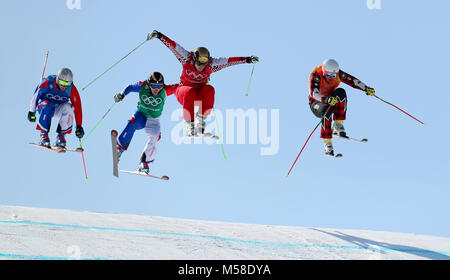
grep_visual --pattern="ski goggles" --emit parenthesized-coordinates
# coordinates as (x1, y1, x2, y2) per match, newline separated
(326, 72, 337, 78)
(58, 79, 72, 87)
(149, 83, 164, 90)
(197, 55, 209, 64)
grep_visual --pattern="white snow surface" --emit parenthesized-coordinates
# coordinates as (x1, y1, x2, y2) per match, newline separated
(0, 205, 449, 260)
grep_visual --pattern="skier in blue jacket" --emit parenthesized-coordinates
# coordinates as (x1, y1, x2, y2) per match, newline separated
(28, 67, 84, 148)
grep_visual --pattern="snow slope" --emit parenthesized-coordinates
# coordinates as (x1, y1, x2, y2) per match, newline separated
(0, 205, 449, 260)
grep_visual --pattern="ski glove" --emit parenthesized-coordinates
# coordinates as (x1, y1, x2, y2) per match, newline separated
(326, 96, 338, 106)
(28, 111, 36, 122)
(365, 86, 375, 96)
(246, 56, 259, 64)
(114, 93, 124, 103)
(75, 125, 85, 139)
(147, 30, 161, 40)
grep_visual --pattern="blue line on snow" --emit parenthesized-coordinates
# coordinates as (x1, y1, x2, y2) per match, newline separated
(0, 252, 105, 260)
(1, 220, 449, 258)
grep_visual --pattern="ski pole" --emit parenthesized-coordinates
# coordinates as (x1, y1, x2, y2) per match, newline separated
(373, 95, 425, 125)
(78, 139, 88, 180)
(81, 38, 150, 91)
(245, 64, 256, 96)
(40, 51, 50, 81)
(78, 102, 117, 148)
(212, 108, 227, 160)
(286, 106, 332, 177)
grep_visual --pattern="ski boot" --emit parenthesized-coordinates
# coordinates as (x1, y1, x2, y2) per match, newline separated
(117, 144, 124, 161)
(185, 121, 196, 137)
(323, 139, 335, 157)
(55, 133, 67, 148)
(332, 120, 347, 137)
(138, 161, 151, 174)
(39, 132, 51, 148)
(194, 112, 206, 135)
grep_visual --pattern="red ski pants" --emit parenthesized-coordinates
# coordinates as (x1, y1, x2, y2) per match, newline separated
(310, 88, 347, 139)
(174, 85, 215, 121)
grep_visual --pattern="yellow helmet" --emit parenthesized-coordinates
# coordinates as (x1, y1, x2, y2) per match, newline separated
(193, 47, 210, 65)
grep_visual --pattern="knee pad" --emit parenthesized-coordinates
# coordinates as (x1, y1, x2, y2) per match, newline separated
(333, 88, 347, 102)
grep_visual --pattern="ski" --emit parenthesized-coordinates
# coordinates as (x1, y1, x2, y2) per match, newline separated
(334, 134, 368, 143)
(29, 143, 66, 153)
(203, 132, 219, 140)
(120, 170, 169, 180)
(185, 132, 219, 140)
(111, 130, 119, 177)
(64, 146, 84, 152)
(60, 147, 84, 153)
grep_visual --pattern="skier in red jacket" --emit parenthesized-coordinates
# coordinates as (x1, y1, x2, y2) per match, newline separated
(309, 59, 375, 156)
(148, 30, 259, 137)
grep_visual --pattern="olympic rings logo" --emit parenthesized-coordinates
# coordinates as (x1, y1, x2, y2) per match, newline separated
(44, 93, 69, 102)
(141, 95, 162, 106)
(185, 69, 208, 80)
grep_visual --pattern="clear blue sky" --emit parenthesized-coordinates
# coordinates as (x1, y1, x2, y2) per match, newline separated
(1, 0, 449, 238)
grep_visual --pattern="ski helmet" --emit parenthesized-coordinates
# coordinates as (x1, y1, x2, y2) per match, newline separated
(148, 72, 164, 84)
(147, 72, 165, 90)
(322, 59, 339, 78)
(56, 67, 73, 85)
(193, 47, 210, 65)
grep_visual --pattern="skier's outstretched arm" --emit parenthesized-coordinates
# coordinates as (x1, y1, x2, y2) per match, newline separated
(210, 55, 258, 73)
(114, 82, 144, 102)
(338, 70, 370, 92)
(148, 30, 190, 64)
(339, 70, 375, 96)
